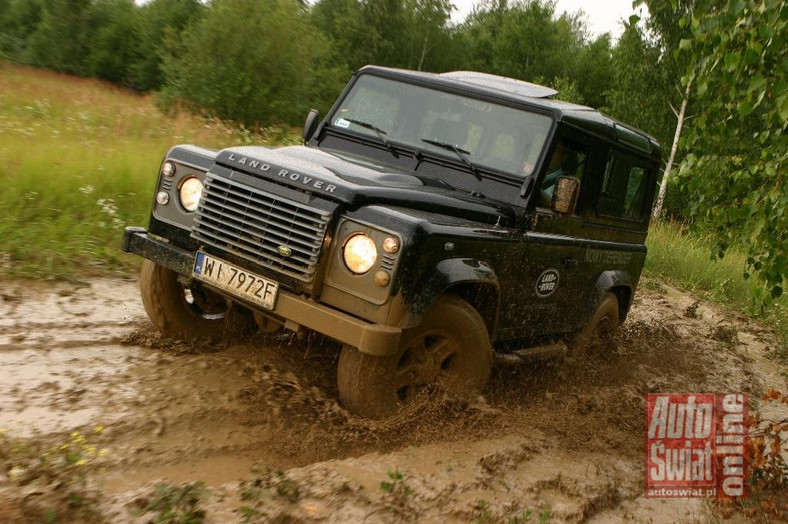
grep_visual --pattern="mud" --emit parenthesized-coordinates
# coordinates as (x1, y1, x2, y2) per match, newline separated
(0, 277, 786, 522)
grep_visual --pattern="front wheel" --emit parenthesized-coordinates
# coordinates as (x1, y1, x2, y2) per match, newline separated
(139, 260, 255, 341)
(337, 295, 492, 419)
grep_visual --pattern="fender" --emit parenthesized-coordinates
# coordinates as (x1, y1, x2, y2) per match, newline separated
(403, 258, 500, 330)
(593, 270, 634, 320)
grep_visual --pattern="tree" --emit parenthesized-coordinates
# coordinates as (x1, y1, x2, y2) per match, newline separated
(604, 22, 672, 145)
(0, 0, 44, 62)
(311, 0, 454, 72)
(457, 0, 587, 84)
(160, 0, 346, 126)
(26, 0, 92, 75)
(83, 0, 140, 85)
(127, 0, 205, 92)
(679, 0, 787, 303)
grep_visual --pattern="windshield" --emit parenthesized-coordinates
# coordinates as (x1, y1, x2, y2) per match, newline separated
(330, 74, 553, 178)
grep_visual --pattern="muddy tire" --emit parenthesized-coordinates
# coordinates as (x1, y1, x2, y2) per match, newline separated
(139, 260, 255, 341)
(570, 292, 620, 355)
(337, 295, 492, 419)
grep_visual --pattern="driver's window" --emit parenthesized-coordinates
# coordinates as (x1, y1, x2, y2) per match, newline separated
(539, 138, 588, 208)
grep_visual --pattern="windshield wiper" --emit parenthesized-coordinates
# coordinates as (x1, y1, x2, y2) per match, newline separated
(343, 118, 399, 158)
(420, 138, 482, 181)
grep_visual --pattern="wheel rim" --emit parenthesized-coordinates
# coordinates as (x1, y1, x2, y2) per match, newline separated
(392, 330, 459, 402)
(181, 285, 228, 321)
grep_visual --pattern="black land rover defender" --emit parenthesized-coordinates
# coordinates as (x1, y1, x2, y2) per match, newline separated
(122, 66, 661, 418)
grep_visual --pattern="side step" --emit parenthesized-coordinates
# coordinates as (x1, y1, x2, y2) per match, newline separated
(494, 341, 567, 366)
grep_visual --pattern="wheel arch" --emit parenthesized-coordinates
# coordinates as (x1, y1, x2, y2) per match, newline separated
(404, 258, 500, 335)
(594, 270, 634, 322)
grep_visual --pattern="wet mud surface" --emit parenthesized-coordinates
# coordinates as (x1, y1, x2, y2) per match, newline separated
(0, 277, 786, 522)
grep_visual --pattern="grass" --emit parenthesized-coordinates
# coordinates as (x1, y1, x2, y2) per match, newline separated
(0, 63, 298, 280)
(0, 63, 784, 353)
(645, 221, 788, 356)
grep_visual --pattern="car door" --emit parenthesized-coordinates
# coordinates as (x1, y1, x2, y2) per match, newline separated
(496, 135, 592, 340)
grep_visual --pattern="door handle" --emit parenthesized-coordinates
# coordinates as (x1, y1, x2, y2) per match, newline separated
(562, 258, 578, 267)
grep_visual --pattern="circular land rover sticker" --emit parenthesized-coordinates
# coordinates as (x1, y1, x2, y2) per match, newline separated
(535, 268, 560, 298)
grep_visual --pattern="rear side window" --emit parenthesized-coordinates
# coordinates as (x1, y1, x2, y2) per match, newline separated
(597, 153, 650, 221)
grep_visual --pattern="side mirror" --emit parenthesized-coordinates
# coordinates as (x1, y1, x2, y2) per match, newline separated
(552, 176, 580, 214)
(302, 109, 320, 142)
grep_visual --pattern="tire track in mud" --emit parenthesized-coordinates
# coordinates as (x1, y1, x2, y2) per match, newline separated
(1, 277, 785, 522)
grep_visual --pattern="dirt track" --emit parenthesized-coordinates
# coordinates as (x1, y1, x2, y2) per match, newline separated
(0, 277, 786, 522)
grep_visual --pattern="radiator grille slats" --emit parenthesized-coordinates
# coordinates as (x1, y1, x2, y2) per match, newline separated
(192, 174, 332, 282)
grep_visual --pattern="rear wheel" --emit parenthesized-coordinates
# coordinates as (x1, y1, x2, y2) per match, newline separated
(337, 295, 492, 419)
(139, 260, 255, 341)
(570, 292, 620, 355)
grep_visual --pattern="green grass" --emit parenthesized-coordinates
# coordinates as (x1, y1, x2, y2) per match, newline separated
(645, 221, 787, 357)
(0, 63, 298, 280)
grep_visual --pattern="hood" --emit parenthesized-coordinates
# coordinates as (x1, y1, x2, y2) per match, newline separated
(215, 145, 515, 225)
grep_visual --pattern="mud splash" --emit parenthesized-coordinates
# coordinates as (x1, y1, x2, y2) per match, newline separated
(0, 276, 785, 522)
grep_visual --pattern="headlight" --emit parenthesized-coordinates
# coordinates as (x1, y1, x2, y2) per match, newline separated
(178, 176, 203, 212)
(343, 233, 377, 274)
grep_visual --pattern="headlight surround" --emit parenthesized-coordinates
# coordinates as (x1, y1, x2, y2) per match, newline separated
(178, 176, 203, 212)
(342, 233, 378, 274)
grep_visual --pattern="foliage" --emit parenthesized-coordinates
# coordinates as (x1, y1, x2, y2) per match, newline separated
(644, 222, 787, 356)
(145, 481, 209, 523)
(603, 21, 672, 150)
(127, 0, 205, 92)
(0, 64, 300, 279)
(159, 0, 347, 126)
(0, 426, 108, 521)
(750, 389, 788, 491)
(678, 0, 787, 305)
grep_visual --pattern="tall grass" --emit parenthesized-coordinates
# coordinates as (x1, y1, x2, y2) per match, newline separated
(0, 63, 298, 279)
(645, 221, 787, 355)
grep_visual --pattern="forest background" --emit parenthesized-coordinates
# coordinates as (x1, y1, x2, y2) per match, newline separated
(0, 0, 784, 314)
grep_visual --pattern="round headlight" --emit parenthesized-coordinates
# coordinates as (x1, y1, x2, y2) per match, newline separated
(343, 234, 377, 274)
(179, 176, 203, 212)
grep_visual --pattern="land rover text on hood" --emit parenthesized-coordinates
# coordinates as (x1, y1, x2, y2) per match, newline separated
(123, 66, 661, 419)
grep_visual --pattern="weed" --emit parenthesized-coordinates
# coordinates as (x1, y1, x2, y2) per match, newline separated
(146, 481, 209, 523)
(380, 468, 412, 497)
(645, 221, 787, 358)
(506, 508, 535, 523)
(236, 465, 302, 521)
(472, 499, 493, 523)
(538, 505, 552, 523)
(0, 425, 108, 521)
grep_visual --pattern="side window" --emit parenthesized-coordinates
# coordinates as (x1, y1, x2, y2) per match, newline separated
(597, 152, 650, 221)
(539, 138, 588, 208)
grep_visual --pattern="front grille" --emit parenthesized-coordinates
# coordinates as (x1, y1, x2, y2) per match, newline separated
(192, 174, 333, 282)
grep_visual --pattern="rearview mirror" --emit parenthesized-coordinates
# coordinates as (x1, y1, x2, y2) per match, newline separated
(552, 176, 580, 214)
(302, 109, 320, 142)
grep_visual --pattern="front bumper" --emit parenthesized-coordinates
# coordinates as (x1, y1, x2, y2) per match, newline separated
(122, 227, 402, 356)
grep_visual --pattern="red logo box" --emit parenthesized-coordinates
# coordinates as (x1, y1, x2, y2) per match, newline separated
(645, 394, 748, 498)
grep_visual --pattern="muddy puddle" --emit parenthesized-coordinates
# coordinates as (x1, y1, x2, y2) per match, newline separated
(0, 277, 786, 522)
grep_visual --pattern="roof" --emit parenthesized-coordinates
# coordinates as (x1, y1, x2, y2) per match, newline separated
(439, 71, 558, 99)
(355, 66, 660, 156)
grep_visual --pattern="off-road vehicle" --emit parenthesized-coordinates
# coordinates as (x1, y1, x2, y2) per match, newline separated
(122, 66, 661, 418)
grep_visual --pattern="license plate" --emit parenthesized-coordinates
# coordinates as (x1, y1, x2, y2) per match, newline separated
(193, 252, 279, 310)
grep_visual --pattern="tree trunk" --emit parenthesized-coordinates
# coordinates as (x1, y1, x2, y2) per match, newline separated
(652, 75, 694, 221)
(418, 34, 429, 71)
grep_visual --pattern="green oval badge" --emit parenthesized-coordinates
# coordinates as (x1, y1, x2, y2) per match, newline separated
(277, 245, 292, 257)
